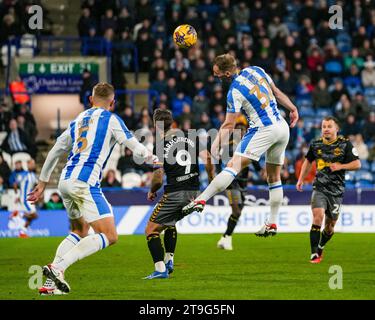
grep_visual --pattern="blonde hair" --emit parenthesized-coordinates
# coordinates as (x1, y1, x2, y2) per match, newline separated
(92, 83, 115, 100)
(213, 54, 237, 72)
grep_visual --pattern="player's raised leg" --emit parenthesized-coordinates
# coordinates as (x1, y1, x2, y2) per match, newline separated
(144, 221, 169, 279)
(183, 154, 250, 214)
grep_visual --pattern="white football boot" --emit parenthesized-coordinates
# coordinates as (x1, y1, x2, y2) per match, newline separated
(42, 264, 70, 294)
(217, 235, 233, 250)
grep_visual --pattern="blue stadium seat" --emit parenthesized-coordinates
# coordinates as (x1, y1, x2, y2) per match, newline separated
(367, 97, 375, 107)
(355, 170, 373, 183)
(360, 160, 370, 171)
(345, 171, 356, 182)
(346, 180, 355, 188)
(364, 87, 375, 97)
(285, 22, 300, 33)
(316, 108, 333, 117)
(299, 106, 316, 117)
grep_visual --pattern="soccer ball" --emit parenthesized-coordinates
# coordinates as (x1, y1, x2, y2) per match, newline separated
(173, 24, 197, 49)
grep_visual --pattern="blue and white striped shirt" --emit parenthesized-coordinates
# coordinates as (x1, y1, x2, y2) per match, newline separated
(56, 107, 134, 187)
(17, 171, 37, 207)
(226, 66, 282, 128)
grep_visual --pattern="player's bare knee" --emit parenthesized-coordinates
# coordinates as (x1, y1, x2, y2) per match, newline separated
(105, 232, 118, 245)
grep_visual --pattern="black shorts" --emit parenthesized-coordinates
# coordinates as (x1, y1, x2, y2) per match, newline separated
(149, 190, 200, 226)
(311, 190, 343, 220)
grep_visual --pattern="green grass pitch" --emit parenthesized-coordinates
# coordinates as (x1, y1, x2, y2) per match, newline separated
(0, 233, 374, 300)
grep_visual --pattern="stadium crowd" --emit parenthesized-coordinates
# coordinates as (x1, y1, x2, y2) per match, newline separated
(78, 0, 375, 186)
(0, 0, 375, 192)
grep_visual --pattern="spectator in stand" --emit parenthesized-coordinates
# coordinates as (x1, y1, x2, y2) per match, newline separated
(117, 148, 152, 176)
(8, 160, 24, 187)
(306, 45, 325, 82)
(101, 9, 117, 35)
(0, 176, 5, 201)
(290, 119, 308, 149)
(233, 2, 250, 31)
(136, 30, 154, 72)
(101, 169, 121, 187)
(0, 103, 12, 132)
(77, 7, 96, 38)
(312, 78, 331, 108)
(324, 45, 343, 79)
(361, 60, 375, 87)
(1, 119, 35, 158)
(268, 16, 289, 40)
(176, 104, 194, 127)
(171, 91, 192, 117)
(352, 134, 369, 161)
(117, 7, 134, 33)
(330, 79, 350, 104)
(0, 13, 20, 44)
(120, 106, 137, 131)
(149, 70, 168, 95)
(295, 75, 314, 102)
(197, 112, 212, 132)
(352, 92, 370, 121)
(44, 192, 64, 210)
(343, 64, 362, 97)
(135, 0, 155, 24)
(16, 115, 36, 144)
(363, 112, 375, 143)
(341, 114, 361, 137)
(276, 71, 297, 97)
(192, 92, 209, 127)
(79, 69, 96, 105)
(117, 29, 134, 71)
(344, 47, 364, 70)
(0, 154, 11, 188)
(9, 76, 30, 108)
(335, 94, 353, 124)
(137, 107, 153, 131)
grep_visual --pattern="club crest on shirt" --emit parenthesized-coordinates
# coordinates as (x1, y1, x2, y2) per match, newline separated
(334, 147, 342, 156)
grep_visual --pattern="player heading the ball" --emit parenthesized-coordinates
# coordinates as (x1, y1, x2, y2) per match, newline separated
(182, 53, 299, 237)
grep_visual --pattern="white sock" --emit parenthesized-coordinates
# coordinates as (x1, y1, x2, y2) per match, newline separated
(155, 261, 166, 272)
(54, 233, 109, 272)
(164, 252, 174, 263)
(53, 233, 81, 265)
(196, 168, 237, 202)
(268, 181, 283, 225)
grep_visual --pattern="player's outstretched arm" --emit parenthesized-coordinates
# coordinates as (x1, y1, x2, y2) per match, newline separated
(296, 158, 313, 192)
(111, 114, 155, 162)
(270, 82, 299, 128)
